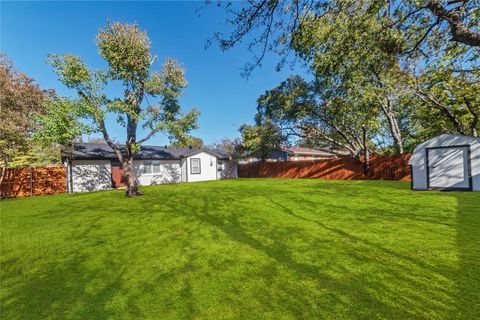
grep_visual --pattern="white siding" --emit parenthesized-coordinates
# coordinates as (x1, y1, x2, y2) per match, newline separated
(186, 152, 218, 182)
(409, 134, 480, 191)
(181, 159, 187, 182)
(133, 160, 182, 185)
(72, 160, 112, 192)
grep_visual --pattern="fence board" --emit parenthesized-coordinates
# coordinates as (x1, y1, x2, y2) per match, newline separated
(238, 154, 411, 181)
(1, 166, 67, 198)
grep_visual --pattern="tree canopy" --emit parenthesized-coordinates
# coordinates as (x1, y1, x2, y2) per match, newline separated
(0, 54, 55, 182)
(214, 0, 479, 154)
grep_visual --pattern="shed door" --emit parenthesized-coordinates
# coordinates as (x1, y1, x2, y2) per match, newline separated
(427, 146, 470, 190)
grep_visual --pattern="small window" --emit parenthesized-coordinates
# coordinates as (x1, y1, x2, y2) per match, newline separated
(152, 161, 161, 174)
(143, 161, 152, 174)
(190, 158, 201, 174)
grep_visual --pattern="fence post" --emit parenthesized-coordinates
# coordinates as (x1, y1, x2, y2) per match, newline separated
(29, 165, 33, 196)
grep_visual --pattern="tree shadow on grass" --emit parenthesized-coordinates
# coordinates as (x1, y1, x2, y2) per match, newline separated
(181, 194, 443, 318)
(1, 253, 127, 319)
(451, 190, 480, 319)
(260, 196, 459, 318)
(0, 225, 199, 320)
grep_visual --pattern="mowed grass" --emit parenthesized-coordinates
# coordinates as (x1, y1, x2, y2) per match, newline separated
(1, 179, 479, 319)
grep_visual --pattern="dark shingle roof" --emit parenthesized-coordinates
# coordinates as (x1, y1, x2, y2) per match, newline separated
(63, 143, 227, 160)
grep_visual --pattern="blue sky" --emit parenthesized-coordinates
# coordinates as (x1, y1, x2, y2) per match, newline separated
(1, 1, 308, 145)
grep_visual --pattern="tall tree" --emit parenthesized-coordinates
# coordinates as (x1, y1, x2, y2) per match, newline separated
(255, 75, 378, 157)
(214, 0, 479, 147)
(0, 54, 51, 184)
(290, 2, 409, 153)
(47, 22, 199, 196)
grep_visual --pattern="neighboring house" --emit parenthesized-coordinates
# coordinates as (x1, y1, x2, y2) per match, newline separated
(62, 143, 237, 192)
(240, 149, 289, 163)
(283, 147, 342, 161)
(242, 147, 346, 162)
(409, 133, 480, 191)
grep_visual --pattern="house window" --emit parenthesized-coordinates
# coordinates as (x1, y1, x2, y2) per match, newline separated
(190, 158, 201, 174)
(143, 161, 152, 174)
(143, 161, 161, 174)
(152, 161, 161, 174)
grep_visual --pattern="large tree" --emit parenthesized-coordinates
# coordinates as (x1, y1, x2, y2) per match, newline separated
(255, 75, 379, 157)
(213, 0, 479, 74)
(213, 0, 479, 148)
(0, 54, 52, 183)
(289, 2, 410, 154)
(47, 22, 199, 196)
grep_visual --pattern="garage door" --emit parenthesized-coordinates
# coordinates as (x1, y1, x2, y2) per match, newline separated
(427, 146, 471, 190)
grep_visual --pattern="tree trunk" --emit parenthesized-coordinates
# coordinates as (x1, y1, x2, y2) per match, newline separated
(465, 101, 479, 137)
(122, 157, 143, 197)
(379, 99, 404, 154)
(362, 125, 370, 175)
(0, 156, 9, 186)
(387, 115, 404, 154)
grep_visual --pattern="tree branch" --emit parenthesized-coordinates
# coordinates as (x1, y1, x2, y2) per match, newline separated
(414, 89, 467, 135)
(427, 0, 480, 46)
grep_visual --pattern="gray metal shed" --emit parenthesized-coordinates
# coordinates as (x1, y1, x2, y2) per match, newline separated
(408, 134, 480, 191)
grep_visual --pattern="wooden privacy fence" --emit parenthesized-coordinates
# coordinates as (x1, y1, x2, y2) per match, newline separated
(0, 166, 67, 198)
(238, 154, 411, 181)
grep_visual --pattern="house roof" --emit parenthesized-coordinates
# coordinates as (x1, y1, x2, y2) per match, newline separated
(62, 143, 228, 160)
(283, 147, 339, 157)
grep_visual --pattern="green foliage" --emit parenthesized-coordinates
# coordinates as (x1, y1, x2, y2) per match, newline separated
(47, 54, 93, 88)
(240, 122, 286, 159)
(2, 179, 479, 318)
(33, 98, 92, 147)
(0, 54, 49, 169)
(412, 66, 480, 137)
(96, 21, 152, 81)
(45, 21, 199, 157)
(216, 0, 480, 152)
(8, 144, 62, 167)
(170, 136, 204, 148)
(253, 75, 378, 156)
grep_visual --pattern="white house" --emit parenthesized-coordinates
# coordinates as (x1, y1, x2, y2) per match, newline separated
(62, 143, 237, 192)
(408, 134, 480, 191)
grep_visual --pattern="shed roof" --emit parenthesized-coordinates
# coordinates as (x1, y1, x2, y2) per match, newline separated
(408, 133, 480, 164)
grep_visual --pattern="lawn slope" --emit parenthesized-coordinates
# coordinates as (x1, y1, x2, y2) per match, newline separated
(1, 179, 479, 319)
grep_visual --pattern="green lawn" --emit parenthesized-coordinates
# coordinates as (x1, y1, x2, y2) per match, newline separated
(1, 179, 479, 319)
